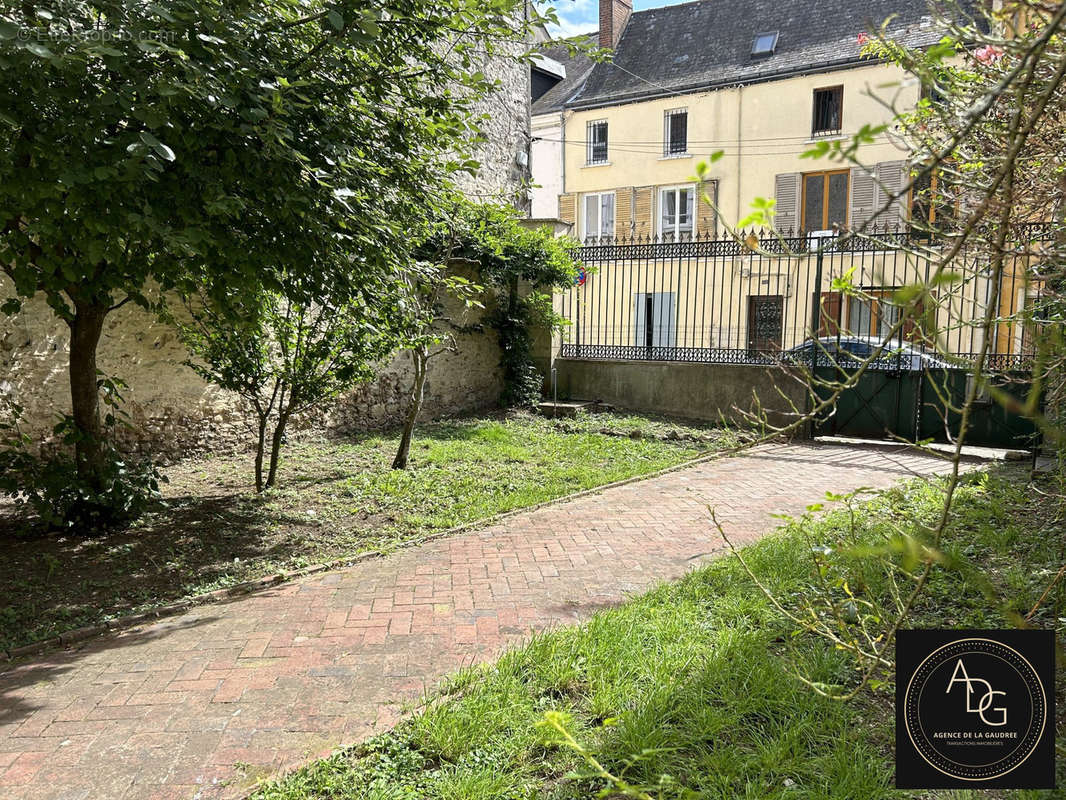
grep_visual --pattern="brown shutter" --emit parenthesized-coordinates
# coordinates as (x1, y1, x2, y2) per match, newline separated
(902, 297, 928, 345)
(615, 188, 633, 240)
(632, 186, 654, 237)
(558, 193, 576, 227)
(814, 291, 842, 336)
(874, 160, 908, 229)
(697, 179, 719, 238)
(774, 173, 801, 234)
(849, 166, 877, 233)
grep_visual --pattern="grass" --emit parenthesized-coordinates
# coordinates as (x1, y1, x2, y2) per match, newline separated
(0, 410, 738, 651)
(251, 465, 1064, 800)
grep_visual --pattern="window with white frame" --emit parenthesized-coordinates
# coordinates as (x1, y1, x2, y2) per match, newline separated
(583, 192, 615, 241)
(663, 109, 688, 156)
(658, 186, 694, 240)
(586, 120, 608, 164)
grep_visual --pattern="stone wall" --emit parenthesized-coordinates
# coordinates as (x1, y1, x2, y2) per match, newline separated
(0, 279, 504, 459)
(0, 33, 529, 455)
(554, 357, 808, 429)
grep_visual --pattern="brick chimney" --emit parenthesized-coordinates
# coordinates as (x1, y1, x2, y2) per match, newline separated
(599, 0, 632, 48)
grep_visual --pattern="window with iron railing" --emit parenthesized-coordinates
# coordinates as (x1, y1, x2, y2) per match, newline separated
(663, 109, 688, 156)
(587, 120, 608, 164)
(812, 86, 843, 136)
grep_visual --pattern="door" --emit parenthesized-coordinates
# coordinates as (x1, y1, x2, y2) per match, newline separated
(747, 295, 784, 355)
(633, 292, 677, 351)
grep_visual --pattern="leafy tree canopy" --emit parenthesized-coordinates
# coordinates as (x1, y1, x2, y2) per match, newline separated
(0, 0, 539, 481)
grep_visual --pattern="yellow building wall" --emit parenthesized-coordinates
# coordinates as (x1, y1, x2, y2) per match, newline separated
(562, 61, 920, 231)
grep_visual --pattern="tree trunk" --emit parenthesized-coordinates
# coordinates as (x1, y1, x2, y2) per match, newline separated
(254, 413, 268, 493)
(264, 408, 291, 490)
(67, 302, 109, 486)
(392, 346, 429, 470)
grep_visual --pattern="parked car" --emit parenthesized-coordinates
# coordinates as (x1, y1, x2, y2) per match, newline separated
(780, 336, 954, 371)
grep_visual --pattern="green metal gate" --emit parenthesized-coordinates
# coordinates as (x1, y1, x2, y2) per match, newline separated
(811, 364, 1039, 449)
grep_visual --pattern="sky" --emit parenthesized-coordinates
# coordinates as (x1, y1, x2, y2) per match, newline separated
(545, 0, 693, 38)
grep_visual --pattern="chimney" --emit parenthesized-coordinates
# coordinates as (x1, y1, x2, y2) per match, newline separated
(599, 0, 632, 49)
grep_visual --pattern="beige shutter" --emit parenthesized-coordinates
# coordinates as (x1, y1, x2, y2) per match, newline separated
(558, 193, 576, 228)
(696, 179, 719, 238)
(774, 173, 801, 234)
(633, 186, 654, 237)
(615, 188, 633, 239)
(874, 160, 908, 229)
(849, 166, 877, 233)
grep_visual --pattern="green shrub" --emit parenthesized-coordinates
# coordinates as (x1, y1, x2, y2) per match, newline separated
(0, 400, 164, 531)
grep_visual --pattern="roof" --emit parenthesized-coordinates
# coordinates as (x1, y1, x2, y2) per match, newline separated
(569, 0, 955, 109)
(531, 35, 596, 116)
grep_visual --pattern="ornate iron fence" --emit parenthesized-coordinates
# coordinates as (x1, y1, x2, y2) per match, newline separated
(558, 225, 1053, 373)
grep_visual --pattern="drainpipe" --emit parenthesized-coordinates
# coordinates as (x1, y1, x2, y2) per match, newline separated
(735, 84, 743, 223)
(560, 109, 569, 198)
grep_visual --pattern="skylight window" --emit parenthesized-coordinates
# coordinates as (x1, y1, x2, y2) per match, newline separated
(752, 31, 778, 57)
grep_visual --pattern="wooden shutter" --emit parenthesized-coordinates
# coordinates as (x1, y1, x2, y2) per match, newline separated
(615, 188, 633, 239)
(814, 291, 842, 336)
(697, 179, 719, 238)
(902, 297, 929, 344)
(632, 186, 654, 236)
(849, 166, 877, 233)
(558, 193, 576, 227)
(874, 160, 908, 229)
(774, 173, 801, 234)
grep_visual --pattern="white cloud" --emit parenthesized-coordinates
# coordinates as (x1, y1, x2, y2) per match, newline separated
(542, 0, 598, 38)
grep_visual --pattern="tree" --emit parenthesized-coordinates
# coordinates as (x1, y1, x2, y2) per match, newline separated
(0, 0, 541, 491)
(390, 200, 579, 470)
(703, 0, 1066, 697)
(174, 283, 396, 491)
(391, 250, 483, 471)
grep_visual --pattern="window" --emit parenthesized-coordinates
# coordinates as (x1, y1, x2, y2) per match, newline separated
(848, 292, 901, 339)
(583, 192, 615, 241)
(747, 295, 784, 353)
(752, 31, 778, 57)
(909, 168, 956, 231)
(801, 170, 849, 233)
(663, 109, 688, 156)
(812, 86, 843, 136)
(659, 186, 694, 240)
(586, 120, 608, 164)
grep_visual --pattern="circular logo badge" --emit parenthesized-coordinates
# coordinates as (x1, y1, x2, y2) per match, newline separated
(903, 637, 1047, 782)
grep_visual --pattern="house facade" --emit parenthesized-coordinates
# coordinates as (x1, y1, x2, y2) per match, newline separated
(535, 0, 1036, 365)
(535, 0, 945, 240)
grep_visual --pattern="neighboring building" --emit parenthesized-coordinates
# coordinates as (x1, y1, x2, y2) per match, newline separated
(543, 0, 1038, 365)
(530, 36, 594, 220)
(536, 0, 947, 241)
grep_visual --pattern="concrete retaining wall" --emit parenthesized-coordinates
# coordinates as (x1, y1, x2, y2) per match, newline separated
(555, 357, 808, 429)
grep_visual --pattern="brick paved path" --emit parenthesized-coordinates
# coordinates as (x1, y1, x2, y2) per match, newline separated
(0, 443, 956, 800)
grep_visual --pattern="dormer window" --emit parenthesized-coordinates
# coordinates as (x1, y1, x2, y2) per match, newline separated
(752, 31, 778, 57)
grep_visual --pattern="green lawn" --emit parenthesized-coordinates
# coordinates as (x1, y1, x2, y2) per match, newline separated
(0, 411, 737, 651)
(252, 465, 1064, 800)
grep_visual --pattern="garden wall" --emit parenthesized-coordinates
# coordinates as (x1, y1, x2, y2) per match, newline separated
(0, 281, 504, 459)
(554, 358, 808, 429)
